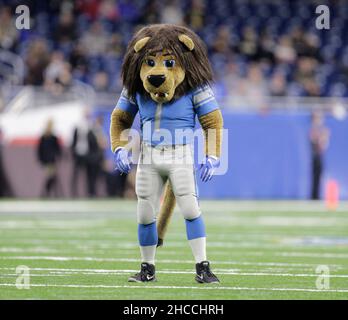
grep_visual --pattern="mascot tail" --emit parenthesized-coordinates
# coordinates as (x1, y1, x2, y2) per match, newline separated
(157, 181, 176, 247)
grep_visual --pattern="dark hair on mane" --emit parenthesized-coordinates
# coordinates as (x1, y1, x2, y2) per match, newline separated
(121, 24, 213, 100)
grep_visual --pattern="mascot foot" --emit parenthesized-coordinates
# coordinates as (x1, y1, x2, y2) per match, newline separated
(195, 261, 220, 284)
(157, 238, 164, 247)
(128, 263, 157, 283)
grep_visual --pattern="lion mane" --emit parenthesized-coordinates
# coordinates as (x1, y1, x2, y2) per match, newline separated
(122, 24, 214, 100)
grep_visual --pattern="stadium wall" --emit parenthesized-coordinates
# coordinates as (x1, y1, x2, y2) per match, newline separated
(199, 111, 348, 200)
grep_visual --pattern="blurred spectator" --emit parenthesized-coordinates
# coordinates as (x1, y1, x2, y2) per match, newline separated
(295, 57, 317, 83)
(69, 42, 89, 81)
(71, 111, 90, 197)
(45, 61, 73, 95)
(236, 63, 269, 109)
(0, 127, 13, 197)
(295, 57, 320, 96)
(54, 11, 77, 47)
(24, 39, 50, 85)
(0, 6, 18, 51)
(93, 71, 109, 92)
(184, 0, 206, 31)
(302, 33, 321, 60)
(270, 72, 287, 96)
(76, 0, 101, 21)
(291, 27, 308, 57)
(91, 115, 112, 194)
(212, 25, 233, 56)
(256, 29, 275, 63)
(0, 0, 347, 100)
(37, 119, 62, 198)
(160, 0, 184, 25)
(71, 111, 104, 197)
(57, 63, 73, 88)
(81, 21, 108, 56)
(309, 111, 330, 200)
(141, 0, 160, 24)
(86, 116, 106, 197)
(98, 0, 120, 22)
(238, 26, 258, 61)
(106, 33, 123, 59)
(274, 36, 297, 64)
(44, 51, 66, 83)
(302, 78, 321, 97)
(222, 62, 239, 92)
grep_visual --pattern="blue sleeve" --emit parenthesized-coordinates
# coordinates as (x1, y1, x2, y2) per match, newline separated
(192, 86, 219, 117)
(115, 89, 138, 117)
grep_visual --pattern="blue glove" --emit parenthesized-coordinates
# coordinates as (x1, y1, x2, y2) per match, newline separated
(200, 156, 220, 182)
(114, 147, 132, 174)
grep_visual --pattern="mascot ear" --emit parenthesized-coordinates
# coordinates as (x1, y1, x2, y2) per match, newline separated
(134, 37, 151, 53)
(178, 34, 195, 51)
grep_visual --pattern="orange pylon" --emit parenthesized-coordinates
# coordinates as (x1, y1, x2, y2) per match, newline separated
(325, 179, 339, 211)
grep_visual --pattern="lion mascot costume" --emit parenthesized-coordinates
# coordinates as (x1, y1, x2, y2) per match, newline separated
(110, 24, 223, 283)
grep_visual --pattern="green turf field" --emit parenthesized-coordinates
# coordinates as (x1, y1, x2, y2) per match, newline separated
(0, 200, 348, 300)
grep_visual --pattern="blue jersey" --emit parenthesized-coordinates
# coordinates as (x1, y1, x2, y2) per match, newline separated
(115, 86, 219, 146)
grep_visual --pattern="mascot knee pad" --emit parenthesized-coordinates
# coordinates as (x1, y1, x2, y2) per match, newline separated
(137, 198, 156, 225)
(176, 194, 201, 220)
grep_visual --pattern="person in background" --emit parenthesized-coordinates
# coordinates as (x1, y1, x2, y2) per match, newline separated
(71, 111, 104, 197)
(0, 6, 18, 51)
(87, 115, 107, 197)
(37, 119, 62, 198)
(71, 111, 90, 197)
(309, 111, 330, 200)
(0, 127, 13, 197)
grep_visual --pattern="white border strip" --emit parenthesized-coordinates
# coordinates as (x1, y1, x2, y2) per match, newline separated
(0, 283, 347, 293)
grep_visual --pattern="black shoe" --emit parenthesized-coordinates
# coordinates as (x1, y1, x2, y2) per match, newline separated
(195, 261, 220, 283)
(157, 238, 164, 247)
(128, 263, 157, 283)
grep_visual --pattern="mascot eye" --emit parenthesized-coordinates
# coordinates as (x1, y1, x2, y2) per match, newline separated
(164, 60, 176, 68)
(145, 59, 155, 67)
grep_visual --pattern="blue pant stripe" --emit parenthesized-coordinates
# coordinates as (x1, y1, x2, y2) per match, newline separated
(185, 216, 206, 240)
(138, 222, 158, 246)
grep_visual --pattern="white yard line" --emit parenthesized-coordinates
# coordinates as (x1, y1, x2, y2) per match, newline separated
(0, 274, 67, 277)
(0, 267, 347, 278)
(0, 283, 347, 293)
(0, 256, 335, 267)
(2, 217, 348, 228)
(0, 247, 60, 254)
(4, 242, 342, 252)
(279, 252, 348, 258)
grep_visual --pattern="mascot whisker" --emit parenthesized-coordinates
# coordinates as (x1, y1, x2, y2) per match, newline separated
(110, 24, 223, 283)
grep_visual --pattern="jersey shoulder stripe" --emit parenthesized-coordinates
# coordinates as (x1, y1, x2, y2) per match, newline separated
(192, 85, 215, 106)
(120, 88, 136, 105)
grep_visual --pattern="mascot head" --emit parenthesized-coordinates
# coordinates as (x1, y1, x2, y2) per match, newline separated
(122, 24, 213, 103)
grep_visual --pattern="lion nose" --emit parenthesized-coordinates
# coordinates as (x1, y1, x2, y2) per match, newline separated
(147, 75, 166, 88)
